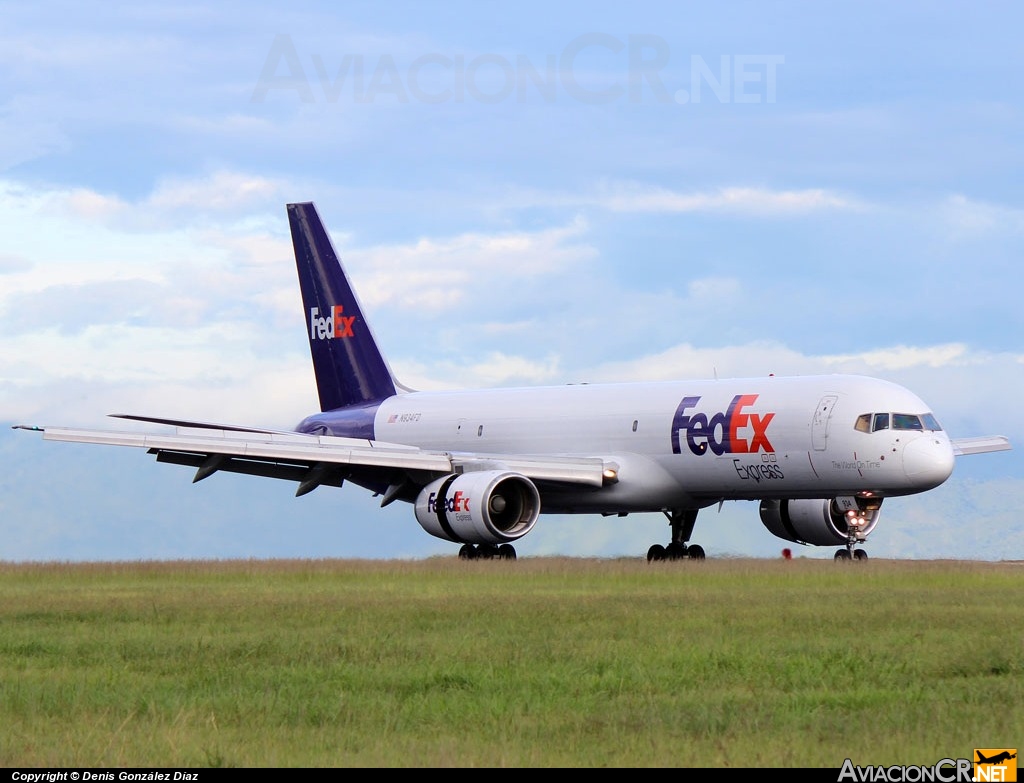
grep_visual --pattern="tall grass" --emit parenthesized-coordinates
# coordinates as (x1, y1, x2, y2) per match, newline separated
(0, 557, 1020, 767)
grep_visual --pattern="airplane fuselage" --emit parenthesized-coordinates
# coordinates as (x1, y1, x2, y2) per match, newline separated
(300, 373, 955, 514)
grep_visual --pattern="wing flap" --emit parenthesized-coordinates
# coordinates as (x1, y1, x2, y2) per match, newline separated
(451, 454, 608, 486)
(951, 435, 1012, 456)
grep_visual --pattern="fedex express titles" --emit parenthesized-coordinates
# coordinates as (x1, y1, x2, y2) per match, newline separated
(671, 394, 784, 482)
(671, 394, 776, 456)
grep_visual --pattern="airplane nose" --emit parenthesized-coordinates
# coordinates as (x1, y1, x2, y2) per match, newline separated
(902, 436, 955, 489)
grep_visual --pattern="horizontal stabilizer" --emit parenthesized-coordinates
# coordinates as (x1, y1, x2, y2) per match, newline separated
(110, 414, 287, 434)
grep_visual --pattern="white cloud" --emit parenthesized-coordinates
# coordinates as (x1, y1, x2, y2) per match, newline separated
(586, 340, 815, 383)
(821, 344, 971, 372)
(396, 351, 563, 390)
(170, 112, 281, 139)
(0, 253, 31, 273)
(61, 188, 130, 221)
(44, 172, 293, 229)
(148, 171, 286, 213)
(486, 182, 864, 219)
(581, 335, 1024, 389)
(942, 194, 1024, 238)
(686, 276, 742, 300)
(591, 183, 860, 215)
(348, 216, 594, 310)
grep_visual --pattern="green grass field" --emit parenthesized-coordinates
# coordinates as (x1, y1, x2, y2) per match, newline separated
(0, 557, 1020, 768)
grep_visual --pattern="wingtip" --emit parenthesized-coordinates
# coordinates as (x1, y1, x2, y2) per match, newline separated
(951, 435, 1012, 456)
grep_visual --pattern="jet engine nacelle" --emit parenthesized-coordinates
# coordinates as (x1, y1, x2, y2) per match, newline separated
(414, 471, 541, 545)
(758, 498, 882, 546)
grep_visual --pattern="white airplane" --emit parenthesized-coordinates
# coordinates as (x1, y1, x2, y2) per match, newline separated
(15, 202, 1012, 561)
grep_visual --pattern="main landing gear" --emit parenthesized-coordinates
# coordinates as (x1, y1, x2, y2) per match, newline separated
(647, 509, 706, 562)
(458, 543, 517, 560)
(834, 547, 869, 562)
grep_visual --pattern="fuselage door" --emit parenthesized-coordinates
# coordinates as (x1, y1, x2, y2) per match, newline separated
(812, 395, 838, 451)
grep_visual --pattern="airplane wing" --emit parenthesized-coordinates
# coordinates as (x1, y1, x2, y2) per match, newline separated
(951, 436, 1012, 456)
(13, 422, 610, 497)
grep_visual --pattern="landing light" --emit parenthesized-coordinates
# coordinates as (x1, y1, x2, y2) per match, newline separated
(602, 468, 619, 484)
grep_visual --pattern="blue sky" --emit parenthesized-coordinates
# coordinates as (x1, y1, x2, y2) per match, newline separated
(2, 1, 1022, 561)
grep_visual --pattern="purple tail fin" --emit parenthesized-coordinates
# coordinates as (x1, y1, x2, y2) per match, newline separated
(287, 202, 398, 411)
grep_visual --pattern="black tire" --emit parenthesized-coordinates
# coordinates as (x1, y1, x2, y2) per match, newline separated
(853, 549, 868, 561)
(647, 544, 666, 562)
(498, 544, 517, 560)
(687, 544, 706, 560)
(459, 544, 477, 560)
(834, 550, 852, 561)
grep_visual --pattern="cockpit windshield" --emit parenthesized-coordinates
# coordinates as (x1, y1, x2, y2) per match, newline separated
(855, 412, 943, 433)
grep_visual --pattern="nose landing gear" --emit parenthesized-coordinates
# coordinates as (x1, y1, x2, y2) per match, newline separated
(834, 546, 869, 561)
(833, 502, 872, 561)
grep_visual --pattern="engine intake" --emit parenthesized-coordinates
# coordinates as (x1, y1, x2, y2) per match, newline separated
(759, 498, 882, 546)
(414, 471, 541, 545)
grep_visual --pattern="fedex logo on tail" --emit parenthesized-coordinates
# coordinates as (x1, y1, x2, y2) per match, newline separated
(309, 305, 355, 340)
(671, 394, 776, 456)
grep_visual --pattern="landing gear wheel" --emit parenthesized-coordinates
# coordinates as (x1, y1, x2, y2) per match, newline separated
(459, 543, 516, 561)
(665, 542, 688, 560)
(853, 549, 868, 561)
(650, 508, 706, 562)
(647, 544, 666, 562)
(834, 549, 852, 561)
